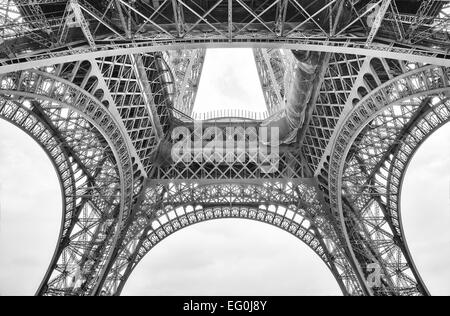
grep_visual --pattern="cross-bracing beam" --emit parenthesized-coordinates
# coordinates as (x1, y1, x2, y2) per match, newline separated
(130, 53, 164, 140)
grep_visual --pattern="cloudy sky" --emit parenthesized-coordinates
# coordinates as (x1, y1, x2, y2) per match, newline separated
(0, 122, 61, 296)
(193, 49, 267, 115)
(0, 48, 449, 296)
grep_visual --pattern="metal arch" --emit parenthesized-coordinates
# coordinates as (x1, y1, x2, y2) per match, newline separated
(0, 98, 114, 295)
(1, 53, 173, 177)
(0, 69, 134, 217)
(389, 101, 450, 220)
(302, 54, 430, 175)
(1, 0, 449, 297)
(68, 57, 148, 179)
(0, 96, 123, 295)
(328, 65, 450, 296)
(0, 69, 135, 295)
(44, 58, 148, 180)
(0, 99, 75, 236)
(308, 55, 431, 177)
(337, 99, 445, 296)
(33, 102, 128, 296)
(0, 92, 359, 298)
(0, 98, 78, 293)
(387, 97, 450, 293)
(338, 100, 450, 296)
(100, 180, 363, 296)
(346, 96, 450, 239)
(111, 205, 346, 296)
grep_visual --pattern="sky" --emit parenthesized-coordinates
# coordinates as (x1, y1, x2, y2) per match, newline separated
(0, 49, 449, 296)
(0, 122, 61, 296)
(193, 49, 267, 115)
(401, 124, 450, 296)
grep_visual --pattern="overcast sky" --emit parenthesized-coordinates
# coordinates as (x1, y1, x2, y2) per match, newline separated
(0, 122, 61, 296)
(0, 49, 449, 296)
(193, 49, 267, 115)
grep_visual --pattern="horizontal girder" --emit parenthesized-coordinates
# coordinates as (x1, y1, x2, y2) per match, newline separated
(0, 0, 449, 74)
(151, 120, 310, 180)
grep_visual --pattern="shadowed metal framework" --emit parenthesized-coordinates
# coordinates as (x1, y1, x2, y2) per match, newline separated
(0, 0, 449, 296)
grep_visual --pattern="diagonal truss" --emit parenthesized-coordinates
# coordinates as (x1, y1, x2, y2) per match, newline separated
(0, 69, 135, 295)
(0, 0, 449, 297)
(100, 180, 362, 296)
(327, 65, 450, 295)
(0, 0, 449, 69)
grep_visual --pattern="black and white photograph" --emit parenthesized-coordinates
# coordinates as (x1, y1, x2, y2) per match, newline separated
(0, 0, 449, 302)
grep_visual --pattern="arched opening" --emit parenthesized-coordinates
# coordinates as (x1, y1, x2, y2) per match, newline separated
(0, 120, 61, 296)
(401, 122, 450, 296)
(121, 219, 342, 296)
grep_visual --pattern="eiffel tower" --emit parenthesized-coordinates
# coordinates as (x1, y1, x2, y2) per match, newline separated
(0, 0, 449, 296)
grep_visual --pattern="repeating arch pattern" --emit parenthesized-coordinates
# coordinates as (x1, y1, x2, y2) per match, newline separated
(100, 181, 363, 296)
(0, 98, 77, 244)
(113, 205, 341, 296)
(1, 59, 449, 296)
(1, 1, 449, 297)
(385, 98, 450, 237)
(327, 65, 450, 295)
(0, 69, 135, 295)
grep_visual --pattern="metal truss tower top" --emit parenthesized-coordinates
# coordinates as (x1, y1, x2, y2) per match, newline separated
(0, 0, 449, 296)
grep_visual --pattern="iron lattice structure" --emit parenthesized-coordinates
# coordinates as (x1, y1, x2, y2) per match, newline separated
(0, 0, 449, 296)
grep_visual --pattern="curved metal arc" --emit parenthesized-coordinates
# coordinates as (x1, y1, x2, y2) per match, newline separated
(116, 181, 325, 256)
(392, 100, 450, 296)
(0, 69, 135, 295)
(114, 205, 345, 296)
(336, 93, 448, 296)
(101, 180, 361, 295)
(0, 98, 76, 295)
(328, 65, 449, 295)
